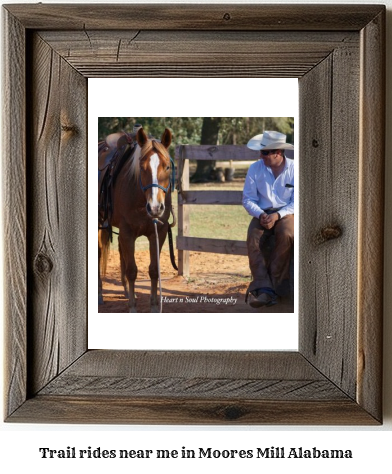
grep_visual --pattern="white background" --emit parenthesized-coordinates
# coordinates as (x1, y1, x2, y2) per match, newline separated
(89, 77, 299, 350)
(1, 1, 391, 473)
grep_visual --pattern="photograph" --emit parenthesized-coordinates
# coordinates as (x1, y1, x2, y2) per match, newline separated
(98, 117, 295, 314)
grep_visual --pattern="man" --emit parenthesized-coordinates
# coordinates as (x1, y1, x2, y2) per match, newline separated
(242, 130, 294, 308)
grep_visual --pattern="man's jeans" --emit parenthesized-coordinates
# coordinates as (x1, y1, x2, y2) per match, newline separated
(246, 214, 294, 295)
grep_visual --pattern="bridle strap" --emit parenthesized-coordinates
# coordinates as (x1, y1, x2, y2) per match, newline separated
(139, 157, 175, 194)
(139, 175, 171, 194)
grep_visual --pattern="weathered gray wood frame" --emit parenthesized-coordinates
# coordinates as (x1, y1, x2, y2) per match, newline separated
(3, 4, 385, 424)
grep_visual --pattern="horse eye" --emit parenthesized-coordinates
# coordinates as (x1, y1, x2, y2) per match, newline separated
(166, 165, 170, 171)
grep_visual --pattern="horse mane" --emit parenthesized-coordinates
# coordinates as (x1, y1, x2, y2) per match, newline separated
(125, 144, 142, 183)
(126, 138, 170, 182)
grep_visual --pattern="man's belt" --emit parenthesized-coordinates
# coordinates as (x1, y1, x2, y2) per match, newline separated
(263, 207, 283, 215)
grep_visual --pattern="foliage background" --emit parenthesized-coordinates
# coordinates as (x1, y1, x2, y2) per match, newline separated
(98, 117, 294, 157)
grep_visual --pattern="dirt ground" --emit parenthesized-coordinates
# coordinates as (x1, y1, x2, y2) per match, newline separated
(99, 249, 294, 313)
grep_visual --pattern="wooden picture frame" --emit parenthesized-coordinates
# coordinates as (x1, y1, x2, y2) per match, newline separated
(3, 4, 385, 424)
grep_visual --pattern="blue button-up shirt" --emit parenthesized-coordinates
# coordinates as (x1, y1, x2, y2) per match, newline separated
(242, 157, 294, 219)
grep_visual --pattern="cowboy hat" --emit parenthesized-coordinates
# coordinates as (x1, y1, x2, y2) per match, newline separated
(247, 130, 294, 151)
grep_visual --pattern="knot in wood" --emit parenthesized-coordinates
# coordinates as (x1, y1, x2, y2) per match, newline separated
(314, 225, 342, 245)
(223, 405, 244, 420)
(223, 13, 231, 21)
(312, 139, 319, 148)
(207, 146, 218, 154)
(34, 253, 53, 275)
(61, 124, 78, 134)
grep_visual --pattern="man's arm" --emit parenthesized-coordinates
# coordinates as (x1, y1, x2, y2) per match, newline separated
(277, 163, 294, 218)
(242, 168, 264, 219)
(262, 190, 293, 229)
(276, 193, 294, 219)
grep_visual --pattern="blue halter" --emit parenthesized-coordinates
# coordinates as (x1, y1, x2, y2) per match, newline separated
(139, 156, 175, 194)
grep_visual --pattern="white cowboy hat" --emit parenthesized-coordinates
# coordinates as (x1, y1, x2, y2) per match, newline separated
(247, 130, 294, 151)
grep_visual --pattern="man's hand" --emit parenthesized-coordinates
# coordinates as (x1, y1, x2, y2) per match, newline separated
(260, 212, 280, 230)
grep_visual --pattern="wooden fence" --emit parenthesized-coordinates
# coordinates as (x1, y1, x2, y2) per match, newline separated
(175, 144, 258, 276)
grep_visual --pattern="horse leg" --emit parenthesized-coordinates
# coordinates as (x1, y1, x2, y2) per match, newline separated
(119, 230, 138, 313)
(148, 225, 167, 313)
(118, 238, 130, 299)
(98, 228, 110, 305)
(98, 241, 104, 305)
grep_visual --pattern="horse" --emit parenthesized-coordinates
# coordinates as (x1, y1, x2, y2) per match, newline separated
(98, 127, 173, 312)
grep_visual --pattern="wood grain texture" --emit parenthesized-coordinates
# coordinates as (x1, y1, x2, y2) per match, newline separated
(41, 350, 329, 379)
(40, 30, 356, 57)
(28, 34, 87, 395)
(179, 190, 243, 205)
(177, 236, 247, 256)
(9, 397, 378, 425)
(177, 144, 259, 161)
(177, 146, 190, 276)
(9, 351, 378, 425)
(41, 350, 342, 400)
(49, 66, 308, 79)
(2, 9, 27, 419)
(299, 40, 360, 399)
(38, 30, 358, 78)
(357, 9, 385, 422)
(5, 4, 384, 31)
(38, 378, 347, 400)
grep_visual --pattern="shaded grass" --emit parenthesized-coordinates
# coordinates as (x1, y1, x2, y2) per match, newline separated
(187, 199, 251, 241)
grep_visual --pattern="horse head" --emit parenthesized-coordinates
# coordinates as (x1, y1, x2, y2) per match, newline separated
(137, 128, 172, 218)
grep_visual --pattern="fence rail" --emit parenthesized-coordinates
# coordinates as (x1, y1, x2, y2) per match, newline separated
(176, 144, 259, 161)
(175, 144, 257, 276)
(178, 190, 243, 205)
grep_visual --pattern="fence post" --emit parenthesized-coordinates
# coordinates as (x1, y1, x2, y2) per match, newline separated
(177, 145, 190, 277)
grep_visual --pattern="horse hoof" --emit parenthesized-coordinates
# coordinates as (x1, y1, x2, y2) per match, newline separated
(129, 307, 138, 313)
(150, 305, 160, 313)
(99, 296, 104, 305)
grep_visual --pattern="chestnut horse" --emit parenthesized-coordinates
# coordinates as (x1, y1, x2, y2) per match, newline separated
(99, 128, 173, 312)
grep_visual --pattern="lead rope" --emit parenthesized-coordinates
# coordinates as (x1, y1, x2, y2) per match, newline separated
(153, 219, 163, 313)
(150, 158, 176, 312)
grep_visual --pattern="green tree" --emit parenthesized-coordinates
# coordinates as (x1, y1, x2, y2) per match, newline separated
(190, 117, 222, 183)
(98, 117, 294, 181)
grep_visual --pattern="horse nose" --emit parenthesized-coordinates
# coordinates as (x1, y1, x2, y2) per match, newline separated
(146, 201, 165, 217)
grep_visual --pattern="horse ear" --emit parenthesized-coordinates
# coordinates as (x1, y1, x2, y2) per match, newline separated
(161, 128, 172, 149)
(136, 127, 148, 147)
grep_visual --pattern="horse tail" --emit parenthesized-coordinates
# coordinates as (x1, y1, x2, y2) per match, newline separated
(99, 228, 111, 277)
